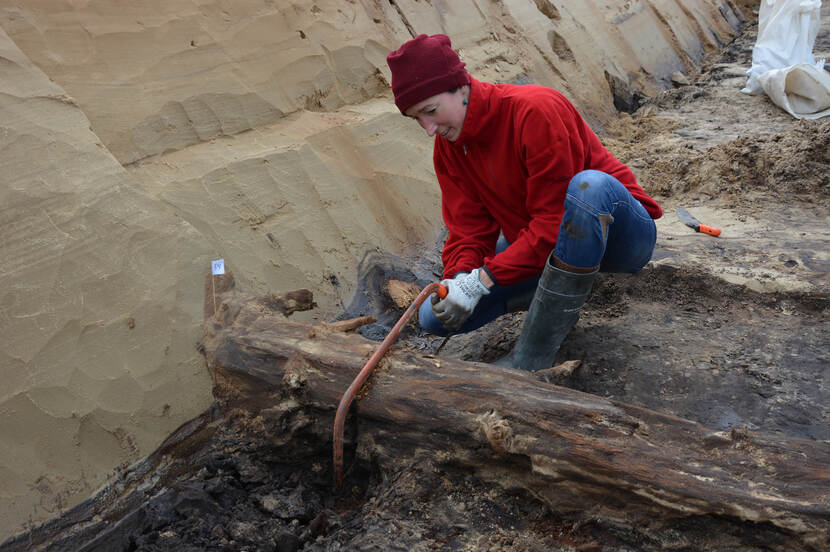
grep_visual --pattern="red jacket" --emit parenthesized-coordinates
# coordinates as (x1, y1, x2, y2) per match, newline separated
(434, 77, 662, 286)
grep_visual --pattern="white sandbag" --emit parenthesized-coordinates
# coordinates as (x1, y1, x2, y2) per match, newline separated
(742, 0, 824, 95)
(757, 63, 830, 118)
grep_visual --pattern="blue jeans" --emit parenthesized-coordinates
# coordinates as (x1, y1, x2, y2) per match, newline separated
(419, 170, 657, 336)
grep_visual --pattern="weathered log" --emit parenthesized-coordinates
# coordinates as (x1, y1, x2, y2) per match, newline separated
(203, 290, 830, 549)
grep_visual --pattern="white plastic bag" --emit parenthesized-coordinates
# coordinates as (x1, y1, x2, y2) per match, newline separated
(743, 0, 824, 95)
(757, 63, 830, 119)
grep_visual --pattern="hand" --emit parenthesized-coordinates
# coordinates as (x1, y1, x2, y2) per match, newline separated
(432, 268, 490, 330)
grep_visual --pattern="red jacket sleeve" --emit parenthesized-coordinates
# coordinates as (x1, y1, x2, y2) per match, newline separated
(434, 153, 501, 279)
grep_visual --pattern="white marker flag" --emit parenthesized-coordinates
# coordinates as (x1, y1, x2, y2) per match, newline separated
(211, 259, 225, 275)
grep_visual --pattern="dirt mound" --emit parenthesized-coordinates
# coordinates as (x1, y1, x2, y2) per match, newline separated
(611, 116, 830, 209)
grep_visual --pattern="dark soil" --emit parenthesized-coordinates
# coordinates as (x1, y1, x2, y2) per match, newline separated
(436, 265, 829, 442)
(2, 395, 810, 552)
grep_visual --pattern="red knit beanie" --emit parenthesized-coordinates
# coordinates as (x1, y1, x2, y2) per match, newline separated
(386, 34, 471, 114)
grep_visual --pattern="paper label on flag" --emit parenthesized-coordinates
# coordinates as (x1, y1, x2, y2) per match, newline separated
(211, 259, 225, 275)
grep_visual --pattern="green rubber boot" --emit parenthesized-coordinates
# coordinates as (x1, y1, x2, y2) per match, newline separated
(495, 255, 597, 372)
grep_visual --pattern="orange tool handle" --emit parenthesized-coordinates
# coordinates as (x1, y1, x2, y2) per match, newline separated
(333, 281, 448, 486)
(698, 224, 721, 237)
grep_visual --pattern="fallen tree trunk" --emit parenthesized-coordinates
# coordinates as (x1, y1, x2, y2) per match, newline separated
(203, 289, 830, 549)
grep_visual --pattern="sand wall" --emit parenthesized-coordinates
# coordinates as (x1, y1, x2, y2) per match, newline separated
(0, 0, 745, 539)
(0, 24, 215, 535)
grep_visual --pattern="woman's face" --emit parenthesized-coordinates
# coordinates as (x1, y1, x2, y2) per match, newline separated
(404, 86, 469, 142)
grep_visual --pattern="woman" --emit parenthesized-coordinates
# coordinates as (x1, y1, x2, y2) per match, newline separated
(386, 34, 662, 371)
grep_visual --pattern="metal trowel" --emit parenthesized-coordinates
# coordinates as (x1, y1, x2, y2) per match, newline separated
(677, 207, 721, 237)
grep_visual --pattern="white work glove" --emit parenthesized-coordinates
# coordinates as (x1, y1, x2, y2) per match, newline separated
(432, 268, 490, 330)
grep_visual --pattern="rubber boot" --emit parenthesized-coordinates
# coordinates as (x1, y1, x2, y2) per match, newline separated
(495, 255, 597, 372)
(504, 287, 535, 313)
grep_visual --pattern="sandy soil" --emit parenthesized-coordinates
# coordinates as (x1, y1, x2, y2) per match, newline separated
(3, 5, 828, 552)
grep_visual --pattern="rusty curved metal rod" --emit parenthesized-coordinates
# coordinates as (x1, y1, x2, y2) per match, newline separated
(333, 282, 447, 486)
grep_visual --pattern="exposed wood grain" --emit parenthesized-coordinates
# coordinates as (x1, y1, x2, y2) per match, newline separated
(203, 290, 830, 550)
(385, 279, 422, 308)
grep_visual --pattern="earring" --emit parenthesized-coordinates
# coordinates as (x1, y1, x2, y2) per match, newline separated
(463, 98, 468, 105)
